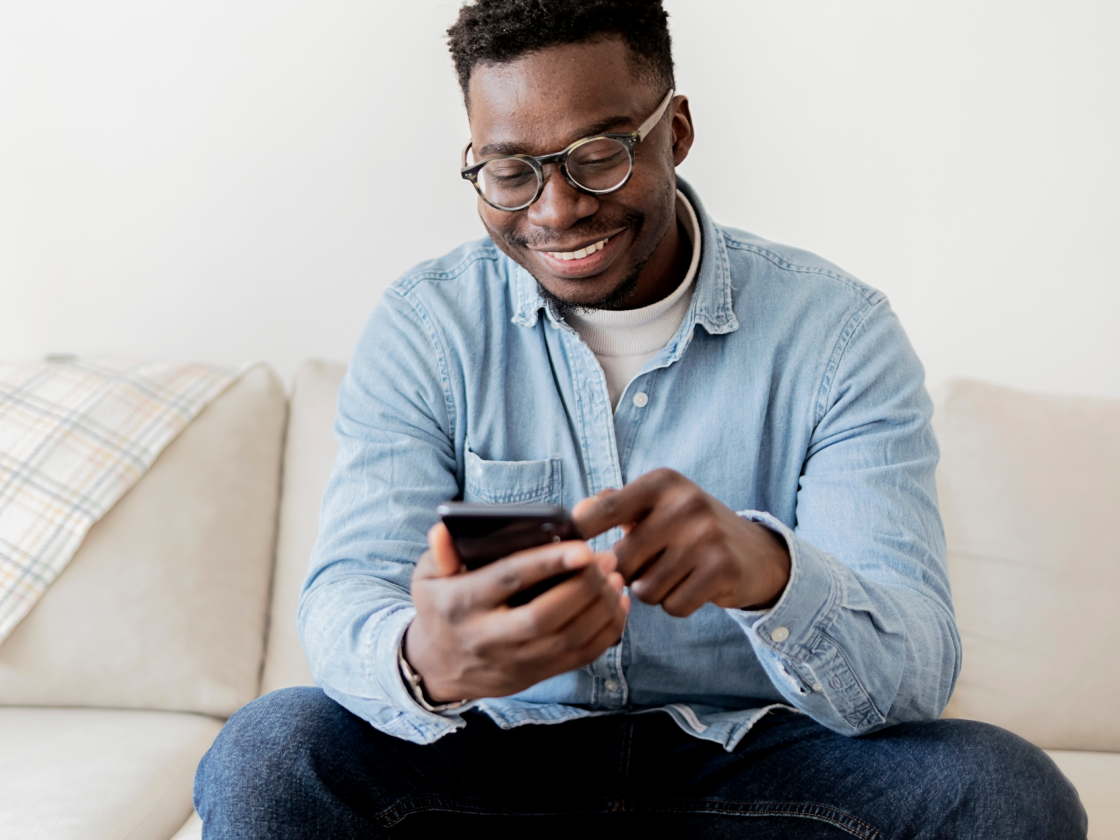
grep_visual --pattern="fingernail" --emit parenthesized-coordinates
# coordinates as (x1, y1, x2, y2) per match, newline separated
(562, 546, 593, 569)
(597, 552, 618, 573)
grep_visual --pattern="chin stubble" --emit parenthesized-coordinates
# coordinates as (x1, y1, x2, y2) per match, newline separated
(535, 258, 648, 321)
(482, 210, 651, 319)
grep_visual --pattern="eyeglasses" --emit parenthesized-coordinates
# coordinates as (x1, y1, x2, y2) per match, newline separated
(460, 89, 675, 212)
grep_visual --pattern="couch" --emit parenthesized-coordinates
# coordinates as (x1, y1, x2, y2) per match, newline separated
(0, 361, 1115, 838)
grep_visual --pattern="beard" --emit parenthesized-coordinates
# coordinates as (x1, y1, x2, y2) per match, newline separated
(534, 256, 648, 320)
(485, 207, 651, 318)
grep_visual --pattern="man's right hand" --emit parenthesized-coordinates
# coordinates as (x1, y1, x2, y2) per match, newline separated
(403, 523, 630, 704)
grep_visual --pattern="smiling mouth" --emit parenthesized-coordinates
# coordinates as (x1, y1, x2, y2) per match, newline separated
(542, 235, 614, 262)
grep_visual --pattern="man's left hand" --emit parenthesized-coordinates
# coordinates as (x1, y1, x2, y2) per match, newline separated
(573, 469, 791, 617)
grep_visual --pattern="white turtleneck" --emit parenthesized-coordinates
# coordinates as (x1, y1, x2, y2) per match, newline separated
(566, 190, 702, 409)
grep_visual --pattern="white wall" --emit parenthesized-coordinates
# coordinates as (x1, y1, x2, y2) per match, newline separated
(2, 1, 1117, 399)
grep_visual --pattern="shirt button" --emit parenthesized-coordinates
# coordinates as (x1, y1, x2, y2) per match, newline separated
(604, 679, 620, 693)
(632, 392, 649, 407)
(770, 626, 790, 642)
(812, 682, 822, 691)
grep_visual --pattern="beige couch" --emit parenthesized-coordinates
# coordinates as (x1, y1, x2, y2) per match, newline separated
(0, 362, 1115, 838)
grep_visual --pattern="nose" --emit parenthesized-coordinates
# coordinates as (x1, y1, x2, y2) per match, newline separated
(526, 163, 599, 230)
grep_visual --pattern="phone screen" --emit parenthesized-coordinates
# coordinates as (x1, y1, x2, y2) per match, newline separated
(436, 503, 582, 605)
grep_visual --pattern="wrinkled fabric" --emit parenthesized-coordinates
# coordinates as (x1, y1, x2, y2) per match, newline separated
(299, 178, 958, 750)
(195, 688, 1086, 839)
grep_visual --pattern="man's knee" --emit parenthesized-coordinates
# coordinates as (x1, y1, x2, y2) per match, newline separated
(909, 719, 1087, 838)
(193, 687, 354, 826)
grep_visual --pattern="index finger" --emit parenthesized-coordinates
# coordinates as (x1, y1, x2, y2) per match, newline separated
(455, 540, 599, 612)
(572, 472, 669, 539)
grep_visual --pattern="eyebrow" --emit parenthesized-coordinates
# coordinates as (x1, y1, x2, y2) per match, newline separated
(477, 114, 636, 158)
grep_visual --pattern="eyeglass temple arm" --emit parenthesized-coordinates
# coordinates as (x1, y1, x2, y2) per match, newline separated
(635, 88, 675, 140)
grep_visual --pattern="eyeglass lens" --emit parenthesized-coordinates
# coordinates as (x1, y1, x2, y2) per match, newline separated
(476, 137, 632, 209)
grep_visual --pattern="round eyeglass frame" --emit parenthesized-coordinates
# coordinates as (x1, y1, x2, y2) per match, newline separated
(460, 88, 675, 212)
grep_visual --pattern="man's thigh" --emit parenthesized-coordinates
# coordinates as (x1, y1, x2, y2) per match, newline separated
(195, 690, 1085, 839)
(194, 687, 633, 838)
(624, 710, 1086, 839)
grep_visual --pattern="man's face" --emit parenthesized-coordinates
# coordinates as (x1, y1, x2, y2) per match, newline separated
(466, 38, 693, 310)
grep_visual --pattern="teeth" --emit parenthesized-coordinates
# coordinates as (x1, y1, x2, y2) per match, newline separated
(547, 236, 609, 261)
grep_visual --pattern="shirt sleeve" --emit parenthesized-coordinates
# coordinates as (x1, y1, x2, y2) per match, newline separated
(723, 298, 961, 736)
(297, 288, 467, 744)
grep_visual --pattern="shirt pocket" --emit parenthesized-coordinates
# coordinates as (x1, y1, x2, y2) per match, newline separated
(463, 445, 563, 505)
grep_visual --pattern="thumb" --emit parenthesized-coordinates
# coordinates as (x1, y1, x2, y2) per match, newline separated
(417, 522, 462, 579)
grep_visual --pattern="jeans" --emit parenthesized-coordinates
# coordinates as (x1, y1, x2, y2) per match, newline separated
(194, 687, 1086, 839)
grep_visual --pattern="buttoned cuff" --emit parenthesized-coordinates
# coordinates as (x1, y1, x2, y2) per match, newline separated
(724, 512, 888, 733)
(727, 511, 841, 660)
(372, 607, 472, 733)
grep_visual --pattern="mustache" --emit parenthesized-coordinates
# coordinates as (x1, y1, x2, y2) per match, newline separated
(504, 209, 644, 250)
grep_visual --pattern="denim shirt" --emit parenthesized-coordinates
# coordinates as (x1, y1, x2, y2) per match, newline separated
(299, 178, 960, 751)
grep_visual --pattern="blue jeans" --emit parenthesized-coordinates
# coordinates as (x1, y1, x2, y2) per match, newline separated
(194, 687, 1086, 839)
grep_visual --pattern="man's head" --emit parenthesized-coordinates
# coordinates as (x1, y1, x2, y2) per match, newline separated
(447, 0, 695, 313)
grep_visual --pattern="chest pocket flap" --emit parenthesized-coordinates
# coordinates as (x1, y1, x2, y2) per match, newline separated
(464, 445, 562, 505)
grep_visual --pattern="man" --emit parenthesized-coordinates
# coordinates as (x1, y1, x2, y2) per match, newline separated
(195, 1, 1085, 836)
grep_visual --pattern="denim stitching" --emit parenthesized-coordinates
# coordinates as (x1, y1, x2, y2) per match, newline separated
(814, 298, 888, 429)
(616, 369, 654, 472)
(645, 800, 882, 840)
(465, 483, 555, 504)
(463, 453, 561, 505)
(753, 523, 840, 662)
(789, 541, 845, 661)
(721, 236, 883, 306)
(389, 289, 458, 455)
(819, 629, 887, 729)
(377, 796, 882, 839)
(617, 720, 633, 812)
(392, 247, 501, 295)
(559, 329, 598, 495)
(376, 795, 616, 828)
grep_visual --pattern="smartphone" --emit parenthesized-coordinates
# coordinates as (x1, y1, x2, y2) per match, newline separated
(436, 502, 582, 606)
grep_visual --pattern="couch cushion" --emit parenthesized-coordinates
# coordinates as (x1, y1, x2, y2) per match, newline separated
(170, 811, 202, 840)
(1046, 751, 1120, 840)
(261, 360, 345, 695)
(933, 379, 1120, 751)
(0, 366, 286, 717)
(0, 707, 223, 840)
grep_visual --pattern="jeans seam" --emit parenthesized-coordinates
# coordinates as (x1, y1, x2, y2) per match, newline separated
(617, 720, 633, 812)
(376, 794, 615, 828)
(640, 800, 882, 840)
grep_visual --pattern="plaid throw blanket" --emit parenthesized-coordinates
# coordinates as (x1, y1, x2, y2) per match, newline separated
(0, 359, 245, 642)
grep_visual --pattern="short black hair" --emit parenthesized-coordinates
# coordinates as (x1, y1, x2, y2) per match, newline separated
(447, 0, 674, 105)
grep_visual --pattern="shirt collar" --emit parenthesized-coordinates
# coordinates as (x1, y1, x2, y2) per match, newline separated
(509, 176, 739, 338)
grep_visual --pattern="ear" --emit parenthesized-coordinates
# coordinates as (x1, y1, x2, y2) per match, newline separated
(669, 96, 695, 167)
